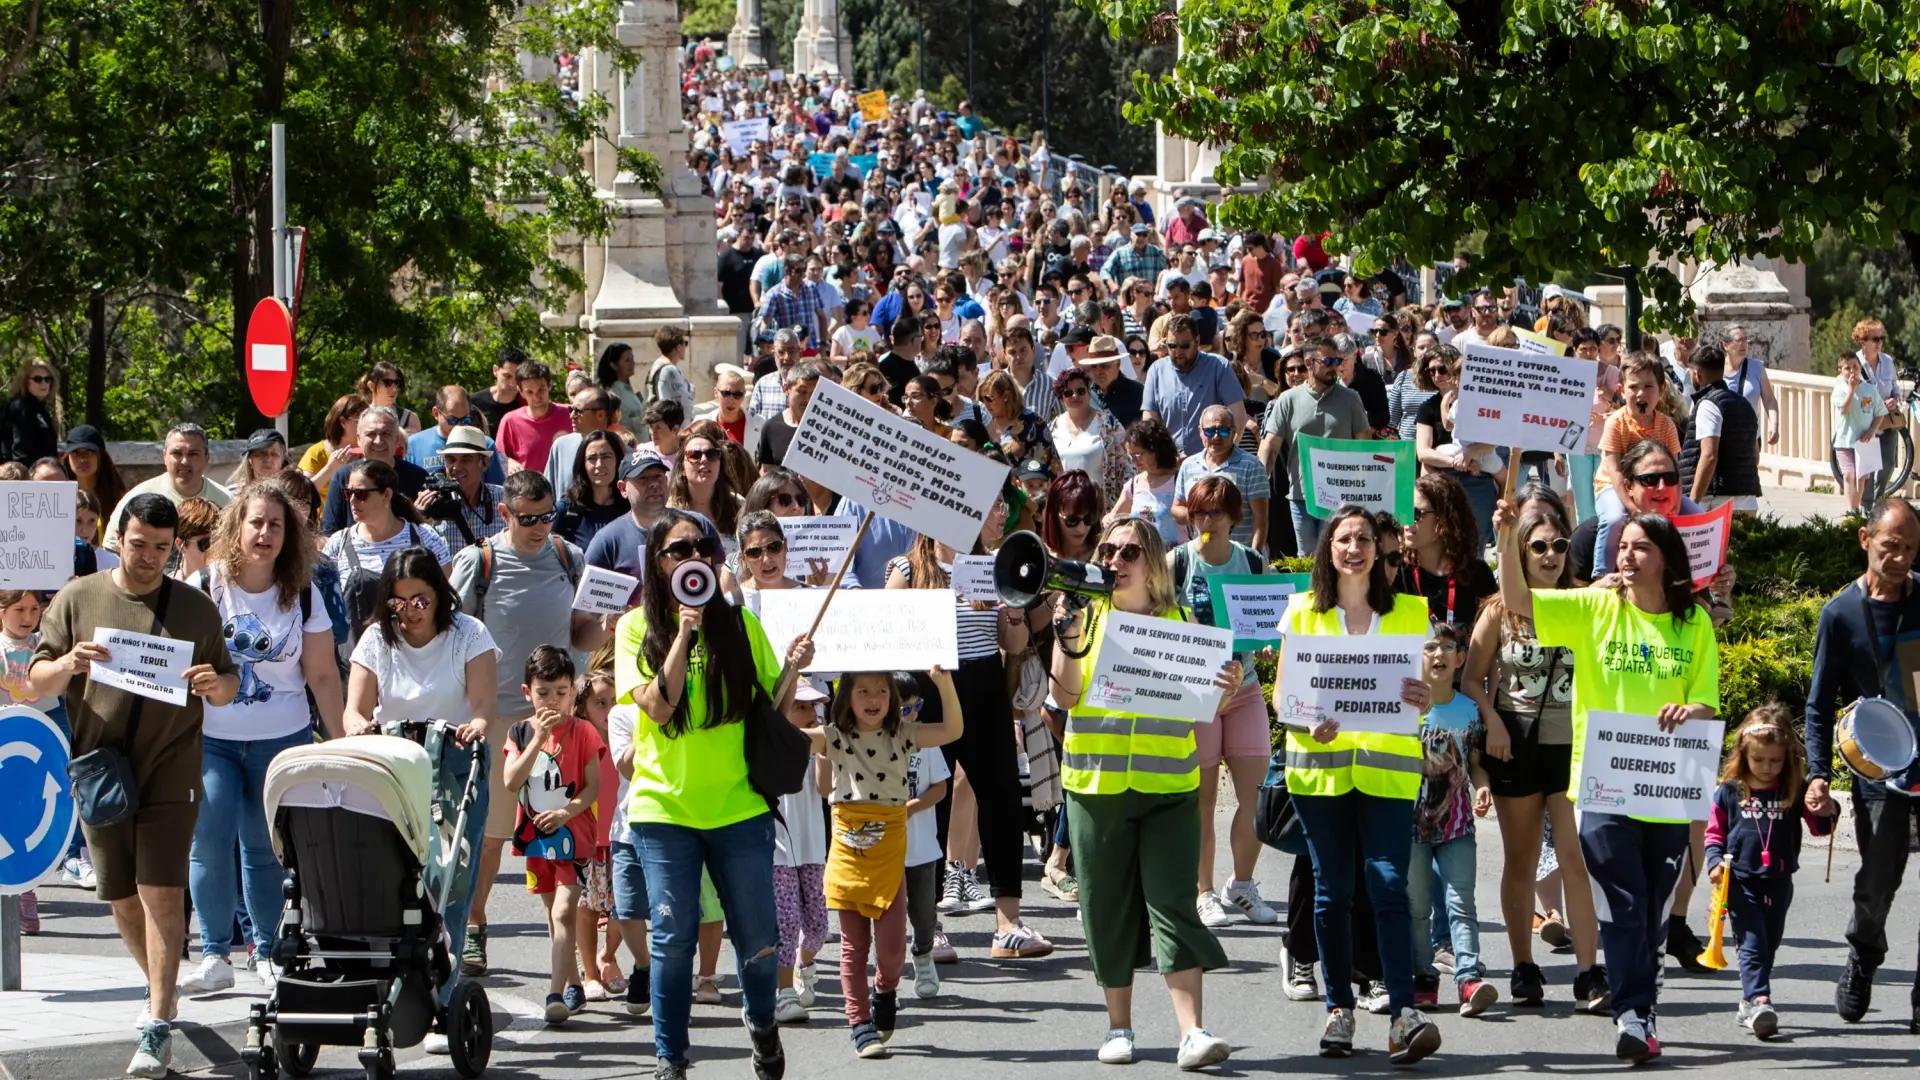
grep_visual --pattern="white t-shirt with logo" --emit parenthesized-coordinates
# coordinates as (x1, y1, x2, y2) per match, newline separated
(349, 613, 499, 728)
(905, 747, 951, 868)
(200, 567, 333, 741)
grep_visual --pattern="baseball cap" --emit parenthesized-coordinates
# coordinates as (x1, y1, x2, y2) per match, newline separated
(1015, 458, 1054, 483)
(1130, 223, 1150, 235)
(62, 424, 105, 455)
(793, 682, 829, 704)
(1197, 228, 1217, 242)
(1062, 324, 1097, 347)
(1081, 335, 1125, 364)
(619, 448, 670, 479)
(441, 427, 491, 456)
(245, 428, 287, 454)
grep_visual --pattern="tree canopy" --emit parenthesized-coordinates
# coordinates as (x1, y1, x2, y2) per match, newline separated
(1098, 0, 1920, 316)
(0, 0, 648, 437)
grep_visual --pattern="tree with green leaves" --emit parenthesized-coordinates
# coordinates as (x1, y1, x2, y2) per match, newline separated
(0, 0, 652, 438)
(1098, 0, 1920, 320)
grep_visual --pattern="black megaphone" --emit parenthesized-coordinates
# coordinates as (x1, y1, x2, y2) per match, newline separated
(992, 530, 1115, 608)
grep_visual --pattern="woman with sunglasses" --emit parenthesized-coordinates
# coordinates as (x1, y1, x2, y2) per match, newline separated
(1491, 498, 1718, 1063)
(555, 429, 630, 549)
(1413, 345, 1500, 548)
(1048, 516, 1234, 1068)
(171, 497, 220, 582)
(1168, 476, 1281, 929)
(359, 361, 421, 436)
(1276, 506, 1440, 1062)
(615, 509, 811, 1080)
(978, 371, 1057, 476)
(1398, 473, 1496, 639)
(322, 459, 449, 647)
(2, 361, 60, 466)
(899, 375, 953, 439)
(1853, 317, 1903, 497)
(1366, 318, 1415, 382)
(666, 421, 744, 549)
(1457, 487, 1603, 1010)
(886, 485, 1054, 959)
(1049, 368, 1130, 506)
(1106, 416, 1186, 548)
(1225, 312, 1281, 425)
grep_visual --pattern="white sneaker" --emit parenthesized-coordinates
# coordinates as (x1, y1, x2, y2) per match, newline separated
(254, 957, 278, 993)
(1615, 1009, 1654, 1062)
(1195, 891, 1232, 928)
(1176, 1028, 1231, 1070)
(62, 855, 97, 890)
(1319, 1007, 1355, 1057)
(913, 953, 941, 999)
(1361, 980, 1391, 1015)
(1222, 880, 1278, 925)
(1388, 1007, 1442, 1066)
(773, 987, 808, 1024)
(127, 1021, 171, 1079)
(423, 1032, 451, 1055)
(180, 955, 235, 995)
(794, 963, 817, 1007)
(1097, 1028, 1135, 1064)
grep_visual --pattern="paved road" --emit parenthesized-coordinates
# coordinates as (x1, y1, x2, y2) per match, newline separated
(27, 793, 1920, 1080)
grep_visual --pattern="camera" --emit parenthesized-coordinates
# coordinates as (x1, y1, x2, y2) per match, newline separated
(422, 472, 465, 521)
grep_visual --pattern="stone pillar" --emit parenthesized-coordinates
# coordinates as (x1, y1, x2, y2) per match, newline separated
(728, 0, 770, 69)
(1145, 0, 1258, 221)
(1689, 260, 1813, 373)
(793, 0, 849, 77)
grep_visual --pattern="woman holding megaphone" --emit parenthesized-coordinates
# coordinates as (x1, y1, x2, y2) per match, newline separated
(1272, 504, 1440, 1065)
(1048, 516, 1237, 1069)
(613, 508, 813, 1080)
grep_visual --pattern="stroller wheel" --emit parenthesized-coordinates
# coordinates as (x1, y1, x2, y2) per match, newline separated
(273, 1029, 318, 1078)
(446, 981, 493, 1078)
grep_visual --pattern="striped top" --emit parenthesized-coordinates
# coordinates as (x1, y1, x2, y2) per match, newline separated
(887, 555, 1001, 660)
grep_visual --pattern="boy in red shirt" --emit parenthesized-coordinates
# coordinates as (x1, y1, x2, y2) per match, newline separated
(503, 645, 605, 1024)
(496, 360, 574, 472)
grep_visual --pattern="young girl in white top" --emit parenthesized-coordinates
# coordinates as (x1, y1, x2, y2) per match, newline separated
(772, 682, 833, 1024)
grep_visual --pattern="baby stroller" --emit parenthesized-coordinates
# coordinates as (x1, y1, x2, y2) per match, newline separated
(251, 721, 493, 1080)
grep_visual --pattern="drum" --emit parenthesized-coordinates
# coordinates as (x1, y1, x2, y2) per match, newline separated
(1836, 697, 1919, 781)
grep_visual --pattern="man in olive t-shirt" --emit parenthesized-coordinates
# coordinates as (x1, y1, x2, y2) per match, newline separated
(32, 493, 237, 1076)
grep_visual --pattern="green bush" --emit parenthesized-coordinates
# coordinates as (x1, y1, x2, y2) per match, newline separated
(1728, 514, 1864, 599)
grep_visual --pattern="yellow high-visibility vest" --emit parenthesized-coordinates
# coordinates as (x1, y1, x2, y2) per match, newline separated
(1281, 592, 1428, 801)
(1061, 600, 1201, 796)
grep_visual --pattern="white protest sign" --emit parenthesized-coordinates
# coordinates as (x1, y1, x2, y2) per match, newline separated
(783, 379, 1010, 552)
(0, 481, 77, 590)
(1454, 343, 1599, 454)
(1669, 502, 1733, 591)
(769, 69, 786, 83)
(1855, 433, 1885, 478)
(1576, 710, 1726, 821)
(1274, 634, 1424, 736)
(1514, 327, 1565, 355)
(757, 588, 958, 673)
(1341, 310, 1376, 337)
(780, 516, 858, 577)
(1205, 574, 1308, 651)
(721, 117, 771, 156)
(572, 565, 639, 617)
(702, 96, 725, 114)
(90, 627, 192, 706)
(950, 555, 998, 603)
(1084, 610, 1235, 724)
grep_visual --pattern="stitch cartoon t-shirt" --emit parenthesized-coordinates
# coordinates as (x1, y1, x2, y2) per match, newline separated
(1533, 587, 1720, 820)
(199, 567, 333, 741)
(1, 632, 55, 712)
(507, 716, 606, 863)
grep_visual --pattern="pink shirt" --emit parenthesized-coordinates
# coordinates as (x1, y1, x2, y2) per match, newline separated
(496, 405, 573, 472)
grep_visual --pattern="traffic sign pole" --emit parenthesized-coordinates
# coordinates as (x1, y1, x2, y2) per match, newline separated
(1, 895, 17, 990)
(272, 123, 290, 441)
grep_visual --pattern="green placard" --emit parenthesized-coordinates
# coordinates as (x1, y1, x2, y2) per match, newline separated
(1207, 572, 1311, 650)
(1298, 434, 1415, 522)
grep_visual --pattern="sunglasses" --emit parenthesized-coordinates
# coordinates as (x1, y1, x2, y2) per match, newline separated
(345, 487, 387, 502)
(1317, 356, 1343, 367)
(1069, 286, 1090, 295)
(27, 374, 51, 385)
(1060, 387, 1089, 399)
(1371, 328, 1392, 336)
(1096, 541, 1144, 564)
(1630, 470, 1681, 489)
(1425, 366, 1451, 378)
(1381, 551, 1404, 569)
(742, 539, 787, 560)
(185, 536, 211, 553)
(1285, 364, 1309, 375)
(378, 378, 401, 388)
(660, 536, 723, 563)
(1473, 306, 1496, 313)
(684, 447, 723, 462)
(718, 389, 745, 399)
(1527, 537, 1573, 555)
(772, 491, 804, 509)
(566, 405, 605, 416)
(387, 594, 433, 612)
(514, 509, 558, 527)
(447, 414, 477, 426)
(1866, 334, 1886, 342)
(1059, 514, 1092, 527)
(1413, 506, 1431, 521)
(1201, 426, 1234, 439)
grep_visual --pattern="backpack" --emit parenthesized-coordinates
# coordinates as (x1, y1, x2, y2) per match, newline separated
(191, 567, 314, 625)
(73, 538, 97, 579)
(340, 524, 422, 650)
(1171, 541, 1263, 612)
(471, 535, 581, 621)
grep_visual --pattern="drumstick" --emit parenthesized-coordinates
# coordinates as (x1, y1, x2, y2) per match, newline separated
(1826, 824, 1836, 884)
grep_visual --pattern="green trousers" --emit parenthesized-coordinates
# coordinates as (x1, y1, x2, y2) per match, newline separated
(1067, 787, 1228, 988)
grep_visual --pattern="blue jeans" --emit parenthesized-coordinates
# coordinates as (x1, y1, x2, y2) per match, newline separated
(1408, 835, 1483, 986)
(1292, 789, 1416, 1014)
(434, 738, 490, 1008)
(634, 814, 780, 1066)
(189, 729, 312, 957)
(1289, 500, 1324, 558)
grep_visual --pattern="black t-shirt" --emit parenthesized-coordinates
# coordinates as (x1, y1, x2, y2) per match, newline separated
(757, 412, 799, 468)
(1570, 515, 1600, 583)
(1094, 375, 1145, 429)
(471, 388, 519, 434)
(1395, 558, 1497, 634)
(878, 351, 923, 407)
(821, 174, 862, 206)
(717, 245, 764, 314)
(1347, 362, 1390, 431)
(1415, 392, 1451, 447)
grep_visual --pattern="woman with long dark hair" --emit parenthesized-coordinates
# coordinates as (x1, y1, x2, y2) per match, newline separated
(1493, 502, 1718, 1063)
(1398, 473, 1497, 638)
(666, 420, 744, 543)
(595, 342, 647, 434)
(60, 425, 126, 543)
(359, 361, 420, 435)
(556, 429, 629, 549)
(613, 508, 811, 1078)
(1273, 505, 1440, 1064)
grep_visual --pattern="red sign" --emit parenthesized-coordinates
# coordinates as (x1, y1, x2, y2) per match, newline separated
(244, 297, 297, 418)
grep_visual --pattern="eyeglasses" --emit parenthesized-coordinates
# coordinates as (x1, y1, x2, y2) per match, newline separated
(930, 385, 953, 397)
(684, 447, 723, 462)
(514, 509, 558, 527)
(1371, 328, 1392, 337)
(185, 536, 211, 552)
(1060, 387, 1090, 399)
(1201, 426, 1233, 439)
(1422, 642, 1461, 655)
(742, 539, 787, 560)
(1603, 336, 1623, 346)
(718, 389, 745, 399)
(1317, 355, 1343, 367)
(1473, 306, 1496, 313)
(447, 414, 477, 426)
(378, 378, 401, 388)
(1413, 506, 1431, 521)
(566, 405, 605, 417)
(1096, 541, 1144, 564)
(659, 536, 723, 563)
(1866, 334, 1886, 342)
(386, 594, 433, 612)
(1069, 286, 1090, 295)
(1059, 514, 1092, 527)
(1425, 366, 1451, 379)
(1527, 537, 1573, 555)
(1285, 364, 1309, 375)
(346, 487, 387, 502)
(1629, 470, 1681, 489)
(772, 491, 804, 509)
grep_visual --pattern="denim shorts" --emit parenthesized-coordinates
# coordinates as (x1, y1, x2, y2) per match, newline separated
(610, 840, 649, 922)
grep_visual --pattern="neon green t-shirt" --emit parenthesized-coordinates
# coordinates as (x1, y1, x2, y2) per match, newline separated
(614, 605, 782, 830)
(1531, 588, 1719, 816)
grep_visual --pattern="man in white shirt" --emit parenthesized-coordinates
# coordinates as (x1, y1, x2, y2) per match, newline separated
(937, 199, 973, 271)
(1448, 290, 1501, 351)
(105, 424, 232, 552)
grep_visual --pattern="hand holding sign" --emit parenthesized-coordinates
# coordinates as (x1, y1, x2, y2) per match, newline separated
(1454, 344, 1599, 455)
(1275, 635, 1427, 737)
(1297, 437, 1414, 521)
(89, 628, 193, 706)
(1669, 502, 1733, 591)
